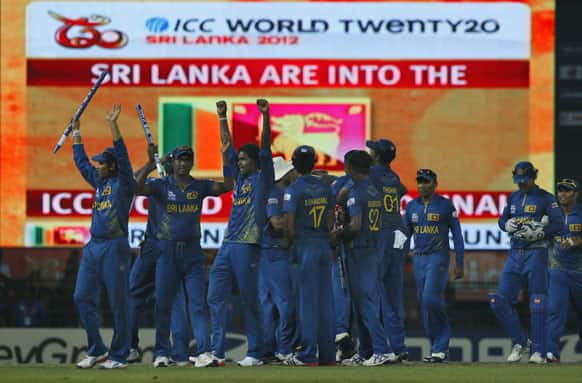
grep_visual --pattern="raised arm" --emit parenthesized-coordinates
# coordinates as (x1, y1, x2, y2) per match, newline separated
(135, 143, 156, 196)
(209, 104, 236, 195)
(106, 104, 134, 189)
(71, 118, 99, 188)
(257, 99, 274, 188)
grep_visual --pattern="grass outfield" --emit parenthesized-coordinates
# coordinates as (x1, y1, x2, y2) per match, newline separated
(1, 363, 582, 383)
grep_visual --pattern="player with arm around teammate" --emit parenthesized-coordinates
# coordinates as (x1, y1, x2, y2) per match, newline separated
(135, 119, 234, 367)
(404, 169, 464, 363)
(492, 161, 564, 364)
(336, 150, 395, 366)
(71, 104, 136, 369)
(546, 178, 582, 362)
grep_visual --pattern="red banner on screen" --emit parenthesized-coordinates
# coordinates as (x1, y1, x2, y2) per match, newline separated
(27, 189, 510, 220)
(26, 190, 233, 220)
(27, 59, 529, 88)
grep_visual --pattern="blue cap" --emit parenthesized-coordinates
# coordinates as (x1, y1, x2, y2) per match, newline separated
(173, 145, 193, 159)
(557, 178, 579, 191)
(512, 161, 537, 184)
(366, 139, 396, 161)
(91, 147, 116, 164)
(416, 168, 437, 183)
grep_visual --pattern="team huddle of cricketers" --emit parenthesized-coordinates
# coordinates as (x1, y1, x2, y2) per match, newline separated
(68, 99, 582, 369)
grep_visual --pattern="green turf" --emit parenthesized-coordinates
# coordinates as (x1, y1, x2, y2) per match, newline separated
(1, 363, 582, 383)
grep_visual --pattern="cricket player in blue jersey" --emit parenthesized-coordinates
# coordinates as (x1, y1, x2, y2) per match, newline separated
(71, 105, 136, 369)
(546, 178, 582, 362)
(404, 169, 464, 363)
(283, 145, 335, 366)
(336, 150, 394, 366)
(207, 99, 274, 367)
(493, 161, 564, 364)
(136, 129, 234, 367)
(128, 152, 191, 366)
(366, 139, 409, 362)
(258, 157, 297, 363)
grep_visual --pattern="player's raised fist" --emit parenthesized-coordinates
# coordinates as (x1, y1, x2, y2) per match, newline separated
(256, 99, 269, 113)
(216, 100, 227, 117)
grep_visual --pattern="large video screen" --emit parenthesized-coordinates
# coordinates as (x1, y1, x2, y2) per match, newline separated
(0, 0, 555, 249)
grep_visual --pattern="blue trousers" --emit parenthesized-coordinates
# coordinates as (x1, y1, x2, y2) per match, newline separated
(547, 268, 582, 358)
(154, 240, 209, 358)
(379, 232, 407, 355)
(491, 248, 548, 352)
(73, 237, 131, 363)
(332, 247, 351, 337)
(412, 251, 451, 354)
(128, 238, 191, 360)
(295, 238, 335, 364)
(258, 248, 293, 356)
(207, 242, 262, 359)
(347, 248, 390, 357)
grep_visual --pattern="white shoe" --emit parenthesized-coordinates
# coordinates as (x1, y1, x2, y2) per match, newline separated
(362, 353, 396, 366)
(275, 352, 293, 362)
(507, 340, 531, 363)
(194, 352, 214, 368)
(423, 352, 447, 363)
(153, 356, 170, 368)
(76, 352, 109, 369)
(341, 353, 365, 366)
(528, 352, 547, 364)
(237, 356, 263, 367)
(98, 359, 127, 369)
(127, 348, 140, 363)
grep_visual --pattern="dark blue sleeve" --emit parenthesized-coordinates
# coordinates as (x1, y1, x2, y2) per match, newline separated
(73, 143, 99, 189)
(283, 184, 297, 214)
(447, 201, 465, 267)
(266, 189, 282, 219)
(498, 193, 513, 231)
(226, 146, 239, 179)
(404, 201, 413, 238)
(543, 194, 565, 236)
(113, 138, 136, 193)
(347, 189, 361, 217)
(147, 178, 165, 199)
(260, 148, 274, 191)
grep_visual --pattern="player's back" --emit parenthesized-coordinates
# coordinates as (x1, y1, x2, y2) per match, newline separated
(348, 178, 382, 249)
(369, 165, 406, 232)
(287, 175, 333, 239)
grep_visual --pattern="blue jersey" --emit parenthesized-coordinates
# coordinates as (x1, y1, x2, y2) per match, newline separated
(224, 147, 274, 244)
(144, 177, 164, 239)
(346, 179, 382, 249)
(498, 185, 564, 249)
(147, 176, 216, 241)
(283, 175, 334, 239)
(369, 164, 407, 233)
(550, 204, 582, 273)
(73, 139, 135, 239)
(404, 194, 464, 266)
(262, 186, 289, 249)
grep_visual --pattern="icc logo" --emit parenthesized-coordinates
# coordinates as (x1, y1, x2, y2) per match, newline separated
(48, 10, 128, 49)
